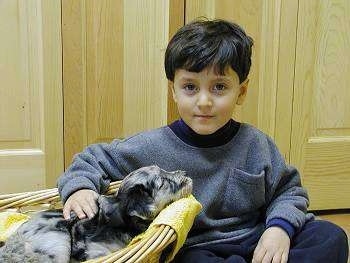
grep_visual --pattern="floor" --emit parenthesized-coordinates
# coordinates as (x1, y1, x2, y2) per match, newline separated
(315, 210, 350, 262)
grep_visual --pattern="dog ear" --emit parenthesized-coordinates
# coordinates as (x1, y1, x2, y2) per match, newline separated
(128, 184, 152, 198)
(98, 196, 125, 226)
(125, 184, 154, 222)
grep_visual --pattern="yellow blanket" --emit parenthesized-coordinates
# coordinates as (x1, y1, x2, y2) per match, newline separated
(128, 195, 202, 262)
(0, 211, 30, 242)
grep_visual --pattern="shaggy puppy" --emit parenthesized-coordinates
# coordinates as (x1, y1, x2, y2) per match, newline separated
(0, 165, 192, 262)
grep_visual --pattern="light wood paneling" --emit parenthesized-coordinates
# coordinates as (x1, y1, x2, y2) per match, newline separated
(0, 150, 45, 193)
(167, 0, 185, 124)
(63, 0, 171, 167)
(123, 0, 169, 136)
(0, 1, 42, 149)
(0, 0, 29, 141)
(0, 0, 63, 192)
(272, 0, 298, 162)
(86, 0, 124, 143)
(291, 0, 350, 209)
(185, 0, 215, 21)
(62, 0, 124, 166)
(41, 0, 64, 187)
(62, 0, 88, 165)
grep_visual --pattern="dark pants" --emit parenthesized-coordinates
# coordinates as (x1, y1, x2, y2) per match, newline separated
(173, 220, 349, 263)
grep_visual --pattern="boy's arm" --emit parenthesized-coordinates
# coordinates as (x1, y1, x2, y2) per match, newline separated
(58, 140, 125, 203)
(264, 137, 312, 237)
(252, 137, 311, 263)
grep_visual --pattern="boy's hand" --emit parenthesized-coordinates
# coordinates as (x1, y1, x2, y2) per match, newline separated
(63, 189, 99, 220)
(252, 226, 290, 263)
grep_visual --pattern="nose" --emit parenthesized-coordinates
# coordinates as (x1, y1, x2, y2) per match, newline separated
(196, 91, 212, 107)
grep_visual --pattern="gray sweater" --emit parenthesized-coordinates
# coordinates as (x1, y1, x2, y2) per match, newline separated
(58, 123, 312, 247)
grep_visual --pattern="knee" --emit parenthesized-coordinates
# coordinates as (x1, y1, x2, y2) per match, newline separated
(314, 220, 348, 247)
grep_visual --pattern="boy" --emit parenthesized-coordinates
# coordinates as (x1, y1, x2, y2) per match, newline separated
(58, 19, 348, 262)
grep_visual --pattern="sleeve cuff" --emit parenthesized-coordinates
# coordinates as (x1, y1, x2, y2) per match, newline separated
(59, 176, 97, 203)
(266, 218, 295, 239)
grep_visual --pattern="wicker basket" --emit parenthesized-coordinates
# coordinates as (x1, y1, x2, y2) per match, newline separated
(0, 181, 178, 263)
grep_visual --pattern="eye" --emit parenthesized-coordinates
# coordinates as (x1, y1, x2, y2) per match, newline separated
(152, 177, 165, 191)
(212, 84, 226, 94)
(131, 184, 153, 198)
(183, 84, 198, 94)
(160, 180, 165, 188)
(144, 187, 153, 197)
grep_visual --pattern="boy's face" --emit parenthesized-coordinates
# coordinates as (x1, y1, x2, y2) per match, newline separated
(171, 66, 248, 135)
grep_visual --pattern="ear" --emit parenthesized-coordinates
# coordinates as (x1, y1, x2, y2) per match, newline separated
(129, 184, 152, 198)
(98, 196, 126, 226)
(170, 83, 177, 103)
(236, 79, 249, 105)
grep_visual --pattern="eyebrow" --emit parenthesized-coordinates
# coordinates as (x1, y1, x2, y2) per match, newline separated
(214, 77, 232, 82)
(178, 76, 232, 82)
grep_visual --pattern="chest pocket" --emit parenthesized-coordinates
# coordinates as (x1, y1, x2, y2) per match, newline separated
(222, 168, 266, 216)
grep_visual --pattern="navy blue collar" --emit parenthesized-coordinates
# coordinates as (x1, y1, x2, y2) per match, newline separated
(168, 119, 240, 148)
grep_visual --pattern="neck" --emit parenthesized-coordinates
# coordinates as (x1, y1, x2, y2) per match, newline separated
(168, 118, 240, 148)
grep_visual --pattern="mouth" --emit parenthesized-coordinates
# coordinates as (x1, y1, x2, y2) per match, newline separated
(194, 115, 214, 119)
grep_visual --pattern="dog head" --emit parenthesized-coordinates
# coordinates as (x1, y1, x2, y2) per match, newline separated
(98, 165, 192, 231)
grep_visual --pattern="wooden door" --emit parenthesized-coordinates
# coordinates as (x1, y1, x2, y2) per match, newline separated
(62, 0, 180, 167)
(290, 0, 350, 210)
(0, 0, 63, 193)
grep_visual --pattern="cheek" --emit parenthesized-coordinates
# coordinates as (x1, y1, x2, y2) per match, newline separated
(175, 98, 192, 113)
(216, 98, 236, 116)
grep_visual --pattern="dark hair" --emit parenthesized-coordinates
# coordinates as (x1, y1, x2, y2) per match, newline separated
(164, 18, 253, 83)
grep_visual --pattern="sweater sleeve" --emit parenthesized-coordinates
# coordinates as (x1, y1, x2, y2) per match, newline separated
(266, 218, 295, 238)
(57, 140, 125, 203)
(264, 136, 311, 234)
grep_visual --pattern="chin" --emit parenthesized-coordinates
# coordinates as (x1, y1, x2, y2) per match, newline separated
(192, 126, 218, 135)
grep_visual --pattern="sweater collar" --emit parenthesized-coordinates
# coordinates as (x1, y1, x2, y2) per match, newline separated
(168, 119, 240, 148)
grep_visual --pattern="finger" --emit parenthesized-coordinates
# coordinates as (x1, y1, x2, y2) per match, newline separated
(63, 205, 71, 220)
(78, 198, 96, 219)
(89, 201, 99, 215)
(262, 252, 273, 263)
(83, 195, 98, 217)
(83, 203, 96, 219)
(87, 194, 99, 212)
(72, 205, 87, 219)
(281, 251, 289, 263)
(253, 245, 266, 263)
(272, 252, 282, 263)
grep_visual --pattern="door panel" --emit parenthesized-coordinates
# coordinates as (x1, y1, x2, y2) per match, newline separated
(291, 0, 350, 209)
(62, 0, 171, 167)
(0, 0, 63, 193)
